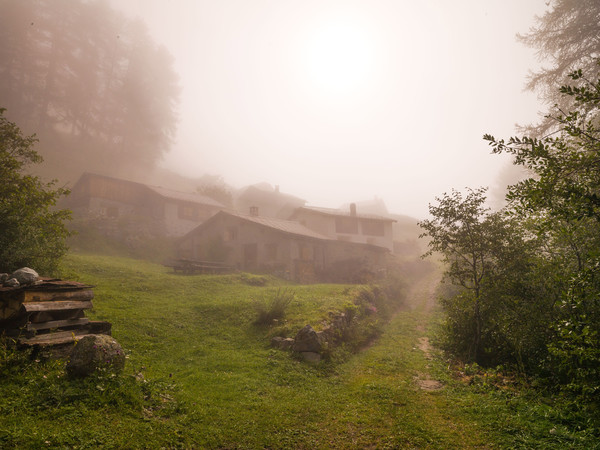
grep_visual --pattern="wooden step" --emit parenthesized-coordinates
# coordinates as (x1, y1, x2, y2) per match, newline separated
(22, 300, 93, 313)
(18, 329, 91, 346)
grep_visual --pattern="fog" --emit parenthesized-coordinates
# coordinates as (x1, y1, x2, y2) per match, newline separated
(110, 0, 547, 219)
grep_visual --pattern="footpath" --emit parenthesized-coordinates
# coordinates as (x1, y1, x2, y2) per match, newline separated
(320, 271, 492, 448)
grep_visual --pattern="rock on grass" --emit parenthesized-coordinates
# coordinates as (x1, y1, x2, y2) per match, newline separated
(66, 334, 125, 378)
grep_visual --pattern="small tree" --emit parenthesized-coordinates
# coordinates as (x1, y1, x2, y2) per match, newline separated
(419, 188, 497, 361)
(0, 109, 71, 274)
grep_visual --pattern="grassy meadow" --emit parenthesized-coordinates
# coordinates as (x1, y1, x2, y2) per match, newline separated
(0, 253, 598, 448)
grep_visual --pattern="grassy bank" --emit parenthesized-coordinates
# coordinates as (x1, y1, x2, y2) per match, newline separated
(0, 253, 598, 448)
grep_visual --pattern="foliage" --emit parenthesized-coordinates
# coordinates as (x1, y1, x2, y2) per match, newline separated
(0, 109, 71, 274)
(67, 216, 177, 263)
(422, 66, 600, 402)
(517, 0, 600, 133)
(0, 0, 179, 181)
(253, 288, 295, 325)
(484, 67, 600, 402)
(197, 181, 233, 208)
(316, 257, 378, 284)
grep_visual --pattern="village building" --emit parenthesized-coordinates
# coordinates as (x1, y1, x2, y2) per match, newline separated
(288, 204, 396, 252)
(64, 173, 226, 237)
(177, 209, 389, 282)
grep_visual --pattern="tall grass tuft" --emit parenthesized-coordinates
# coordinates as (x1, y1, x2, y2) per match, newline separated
(254, 288, 295, 325)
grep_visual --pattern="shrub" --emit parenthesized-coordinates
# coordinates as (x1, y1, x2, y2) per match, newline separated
(0, 108, 71, 274)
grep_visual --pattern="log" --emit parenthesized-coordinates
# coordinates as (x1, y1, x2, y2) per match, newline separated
(19, 330, 91, 346)
(1, 289, 93, 320)
(22, 300, 93, 313)
(21, 289, 94, 303)
(26, 318, 89, 332)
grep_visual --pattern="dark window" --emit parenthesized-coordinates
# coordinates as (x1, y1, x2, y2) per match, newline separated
(335, 217, 358, 234)
(223, 227, 237, 242)
(361, 219, 385, 236)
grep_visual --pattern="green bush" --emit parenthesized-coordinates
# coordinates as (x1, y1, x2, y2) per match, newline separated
(0, 109, 71, 274)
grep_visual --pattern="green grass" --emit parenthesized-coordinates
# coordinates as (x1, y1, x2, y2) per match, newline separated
(0, 253, 598, 448)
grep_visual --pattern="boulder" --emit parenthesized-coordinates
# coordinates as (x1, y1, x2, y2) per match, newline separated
(66, 334, 125, 378)
(292, 324, 323, 353)
(271, 336, 294, 350)
(10, 267, 39, 286)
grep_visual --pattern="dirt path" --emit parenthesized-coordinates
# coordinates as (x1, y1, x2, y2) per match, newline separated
(404, 271, 445, 391)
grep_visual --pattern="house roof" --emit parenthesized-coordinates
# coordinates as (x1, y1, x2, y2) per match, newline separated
(147, 185, 225, 208)
(72, 173, 225, 208)
(291, 206, 396, 222)
(214, 210, 332, 241)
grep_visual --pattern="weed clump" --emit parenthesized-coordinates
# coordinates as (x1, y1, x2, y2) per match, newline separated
(254, 288, 295, 325)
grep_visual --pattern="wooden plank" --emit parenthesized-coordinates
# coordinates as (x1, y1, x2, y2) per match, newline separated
(26, 317, 89, 332)
(19, 330, 91, 346)
(23, 300, 93, 313)
(21, 289, 94, 303)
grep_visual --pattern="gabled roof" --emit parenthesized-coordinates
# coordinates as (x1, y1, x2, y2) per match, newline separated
(147, 185, 225, 208)
(184, 210, 333, 241)
(291, 206, 396, 222)
(72, 173, 225, 208)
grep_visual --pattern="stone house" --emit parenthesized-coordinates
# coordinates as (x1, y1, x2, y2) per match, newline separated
(177, 209, 388, 282)
(288, 204, 396, 252)
(65, 173, 225, 237)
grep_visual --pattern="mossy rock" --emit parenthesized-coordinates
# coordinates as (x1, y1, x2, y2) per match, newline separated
(66, 334, 125, 378)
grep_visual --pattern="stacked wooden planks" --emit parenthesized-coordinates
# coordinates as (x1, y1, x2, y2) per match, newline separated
(0, 278, 111, 346)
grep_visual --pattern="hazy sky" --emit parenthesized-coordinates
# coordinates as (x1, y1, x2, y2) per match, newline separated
(111, 0, 547, 218)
